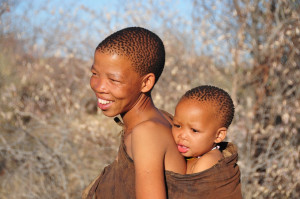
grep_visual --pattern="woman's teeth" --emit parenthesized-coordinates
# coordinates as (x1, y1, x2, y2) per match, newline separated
(98, 98, 112, 104)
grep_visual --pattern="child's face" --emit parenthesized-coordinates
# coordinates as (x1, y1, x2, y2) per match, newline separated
(90, 51, 144, 117)
(172, 98, 221, 158)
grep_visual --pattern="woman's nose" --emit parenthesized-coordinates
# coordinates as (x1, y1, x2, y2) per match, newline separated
(90, 77, 108, 93)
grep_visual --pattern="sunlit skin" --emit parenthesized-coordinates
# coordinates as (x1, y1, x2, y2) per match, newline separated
(90, 51, 186, 199)
(172, 98, 226, 174)
(90, 51, 144, 119)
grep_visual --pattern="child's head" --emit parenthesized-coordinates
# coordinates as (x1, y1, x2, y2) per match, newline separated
(182, 85, 234, 128)
(95, 27, 165, 84)
(172, 85, 235, 158)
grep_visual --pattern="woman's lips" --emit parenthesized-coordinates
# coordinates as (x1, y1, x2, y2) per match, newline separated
(97, 98, 113, 110)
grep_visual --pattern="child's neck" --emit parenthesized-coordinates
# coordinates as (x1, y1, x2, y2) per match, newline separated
(186, 146, 223, 174)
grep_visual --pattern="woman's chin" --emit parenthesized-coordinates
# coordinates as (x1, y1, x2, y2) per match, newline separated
(101, 109, 119, 118)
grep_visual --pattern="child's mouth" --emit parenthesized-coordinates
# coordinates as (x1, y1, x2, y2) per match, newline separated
(177, 144, 189, 153)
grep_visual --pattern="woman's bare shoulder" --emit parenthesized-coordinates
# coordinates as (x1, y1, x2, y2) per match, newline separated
(131, 118, 173, 150)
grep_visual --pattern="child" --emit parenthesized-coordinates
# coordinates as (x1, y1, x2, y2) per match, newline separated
(82, 27, 186, 199)
(167, 85, 242, 199)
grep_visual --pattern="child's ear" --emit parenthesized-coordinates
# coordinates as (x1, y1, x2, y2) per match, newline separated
(214, 127, 227, 143)
(141, 73, 155, 93)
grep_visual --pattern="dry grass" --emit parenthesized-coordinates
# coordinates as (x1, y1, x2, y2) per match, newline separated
(0, 53, 123, 198)
(0, 0, 299, 198)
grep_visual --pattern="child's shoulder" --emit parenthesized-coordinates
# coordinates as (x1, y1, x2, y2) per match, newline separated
(191, 150, 223, 173)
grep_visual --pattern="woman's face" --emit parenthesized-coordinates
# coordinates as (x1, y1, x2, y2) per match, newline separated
(90, 51, 144, 117)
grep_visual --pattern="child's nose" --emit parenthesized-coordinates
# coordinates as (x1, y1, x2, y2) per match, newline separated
(178, 131, 187, 140)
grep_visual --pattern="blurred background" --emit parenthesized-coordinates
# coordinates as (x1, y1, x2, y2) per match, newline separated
(0, 0, 299, 198)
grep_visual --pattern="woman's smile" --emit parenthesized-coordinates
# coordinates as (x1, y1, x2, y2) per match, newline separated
(97, 98, 114, 111)
(90, 51, 144, 117)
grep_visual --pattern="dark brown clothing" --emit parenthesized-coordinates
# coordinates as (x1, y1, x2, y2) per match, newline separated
(82, 137, 242, 199)
(165, 142, 242, 199)
(82, 131, 135, 199)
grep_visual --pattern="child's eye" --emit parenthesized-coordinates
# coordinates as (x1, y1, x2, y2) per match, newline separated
(173, 124, 181, 128)
(192, 128, 199, 133)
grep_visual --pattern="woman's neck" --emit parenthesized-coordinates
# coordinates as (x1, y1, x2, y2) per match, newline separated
(121, 93, 156, 133)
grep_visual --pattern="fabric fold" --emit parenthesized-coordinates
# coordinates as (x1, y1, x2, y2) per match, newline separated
(82, 141, 242, 199)
(165, 142, 242, 199)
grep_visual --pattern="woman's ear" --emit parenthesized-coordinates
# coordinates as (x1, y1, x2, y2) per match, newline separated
(215, 127, 227, 143)
(141, 73, 155, 93)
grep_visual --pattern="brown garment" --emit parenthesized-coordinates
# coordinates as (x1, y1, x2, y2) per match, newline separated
(165, 142, 242, 199)
(82, 131, 135, 199)
(82, 139, 242, 199)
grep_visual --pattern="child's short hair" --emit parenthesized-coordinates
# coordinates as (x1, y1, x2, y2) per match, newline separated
(182, 85, 235, 128)
(96, 27, 165, 83)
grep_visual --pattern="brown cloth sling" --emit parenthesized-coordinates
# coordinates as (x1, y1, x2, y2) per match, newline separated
(82, 115, 242, 199)
(165, 142, 242, 199)
(82, 140, 242, 199)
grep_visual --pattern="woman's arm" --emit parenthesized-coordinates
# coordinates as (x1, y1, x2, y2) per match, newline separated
(131, 121, 168, 199)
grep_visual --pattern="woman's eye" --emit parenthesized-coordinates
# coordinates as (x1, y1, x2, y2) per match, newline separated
(91, 70, 97, 75)
(110, 78, 120, 83)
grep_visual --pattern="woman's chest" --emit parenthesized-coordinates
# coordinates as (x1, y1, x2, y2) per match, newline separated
(123, 134, 133, 159)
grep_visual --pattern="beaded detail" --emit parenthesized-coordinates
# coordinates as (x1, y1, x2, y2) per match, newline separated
(196, 145, 220, 159)
(186, 145, 220, 160)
